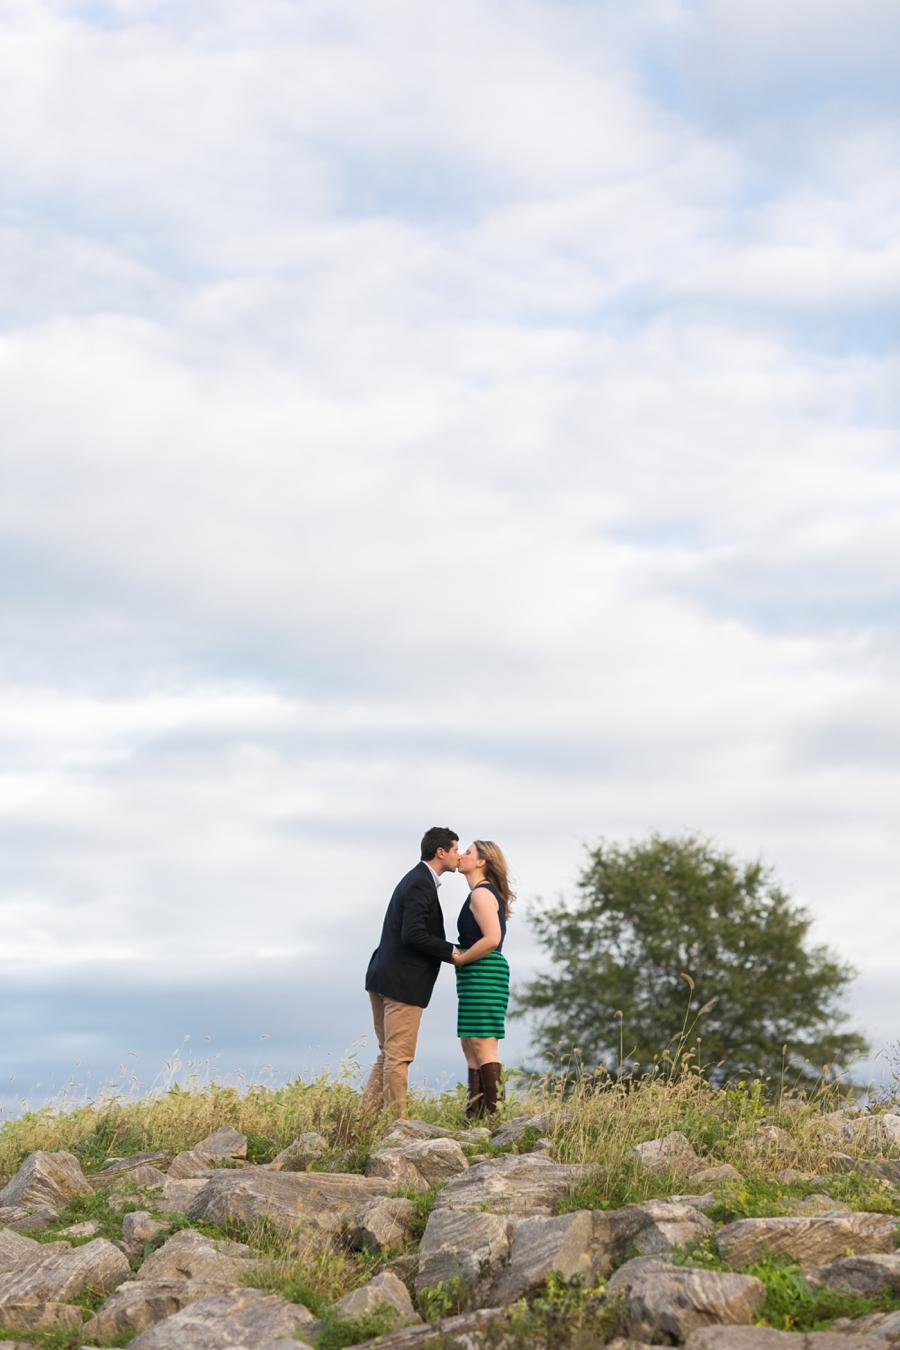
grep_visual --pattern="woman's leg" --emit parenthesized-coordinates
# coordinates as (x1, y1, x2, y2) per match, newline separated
(467, 1037, 499, 1066)
(460, 1037, 480, 1069)
(460, 1038, 484, 1119)
(467, 1038, 503, 1114)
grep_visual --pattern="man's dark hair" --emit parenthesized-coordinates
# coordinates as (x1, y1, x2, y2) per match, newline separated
(421, 826, 458, 861)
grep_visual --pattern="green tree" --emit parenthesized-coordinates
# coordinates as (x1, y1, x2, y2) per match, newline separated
(516, 834, 868, 1087)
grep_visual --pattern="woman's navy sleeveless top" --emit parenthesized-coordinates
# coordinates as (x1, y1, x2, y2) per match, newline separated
(457, 882, 506, 952)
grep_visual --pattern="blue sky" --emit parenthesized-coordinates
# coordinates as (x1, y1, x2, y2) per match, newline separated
(1, 0, 899, 1114)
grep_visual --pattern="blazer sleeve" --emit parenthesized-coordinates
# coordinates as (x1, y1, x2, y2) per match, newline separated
(401, 881, 454, 963)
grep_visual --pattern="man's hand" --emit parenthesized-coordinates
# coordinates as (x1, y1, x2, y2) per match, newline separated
(451, 947, 465, 965)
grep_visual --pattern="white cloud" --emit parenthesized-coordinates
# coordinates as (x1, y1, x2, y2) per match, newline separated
(0, 0, 898, 1104)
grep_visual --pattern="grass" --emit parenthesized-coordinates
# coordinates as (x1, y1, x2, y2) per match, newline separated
(2, 1061, 900, 1349)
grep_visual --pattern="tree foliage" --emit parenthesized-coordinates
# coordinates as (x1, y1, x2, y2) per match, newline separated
(516, 834, 868, 1086)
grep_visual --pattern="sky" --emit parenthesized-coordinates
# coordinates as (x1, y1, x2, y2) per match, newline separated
(1, 0, 899, 1116)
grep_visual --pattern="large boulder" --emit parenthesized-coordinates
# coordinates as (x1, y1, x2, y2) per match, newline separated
(0, 1205, 59, 1232)
(120, 1210, 172, 1258)
(0, 1302, 84, 1332)
(88, 1153, 172, 1188)
(196, 1127, 248, 1158)
(263, 1133, 328, 1171)
(128, 1287, 317, 1349)
(0, 1228, 69, 1274)
(804, 1253, 900, 1295)
(433, 1154, 595, 1216)
(168, 1151, 220, 1180)
(490, 1114, 556, 1148)
(609, 1258, 765, 1343)
(374, 1120, 456, 1148)
(0, 1237, 130, 1304)
(348, 1307, 508, 1350)
(366, 1138, 468, 1192)
(716, 1212, 898, 1268)
(82, 1277, 238, 1339)
(685, 1329, 893, 1350)
(346, 1198, 417, 1252)
(333, 1271, 421, 1325)
(416, 1200, 714, 1301)
(136, 1229, 265, 1284)
(161, 1177, 210, 1214)
(0, 1151, 92, 1210)
(634, 1132, 704, 1177)
(186, 1168, 391, 1240)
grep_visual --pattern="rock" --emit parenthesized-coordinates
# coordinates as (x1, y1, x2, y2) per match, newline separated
(610, 1260, 765, 1342)
(264, 1133, 328, 1171)
(693, 1165, 741, 1184)
(775, 1170, 819, 1184)
(128, 1287, 318, 1349)
(433, 1153, 595, 1216)
(186, 1168, 392, 1239)
(121, 1210, 172, 1257)
(377, 1254, 419, 1283)
(82, 1277, 239, 1339)
(0, 1236, 130, 1303)
(88, 1153, 172, 1187)
(346, 1198, 416, 1252)
(333, 1271, 421, 1325)
(670, 1195, 716, 1211)
(456, 1128, 492, 1145)
(375, 1120, 455, 1147)
(416, 1199, 713, 1301)
(753, 1126, 793, 1152)
(0, 1205, 59, 1231)
(784, 1194, 851, 1216)
(168, 1151, 218, 1180)
(531, 1138, 554, 1155)
(196, 1127, 248, 1159)
(0, 1150, 92, 1210)
(0, 1228, 69, 1273)
(161, 1177, 210, 1214)
(849, 1115, 900, 1152)
(803, 1253, 900, 1295)
(367, 1138, 468, 1192)
(490, 1114, 555, 1148)
(634, 1132, 704, 1177)
(136, 1228, 265, 1284)
(0, 1302, 84, 1331)
(685, 1328, 893, 1350)
(57, 1220, 101, 1237)
(831, 1309, 900, 1340)
(716, 1212, 898, 1267)
(490, 1210, 596, 1304)
(350, 1307, 509, 1350)
(415, 1210, 510, 1295)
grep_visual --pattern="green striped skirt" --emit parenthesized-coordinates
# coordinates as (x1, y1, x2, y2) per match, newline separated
(456, 950, 510, 1039)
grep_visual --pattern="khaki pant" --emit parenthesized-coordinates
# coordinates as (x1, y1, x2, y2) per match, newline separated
(365, 992, 423, 1117)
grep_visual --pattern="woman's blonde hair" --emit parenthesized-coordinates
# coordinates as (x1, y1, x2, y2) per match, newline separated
(473, 840, 515, 919)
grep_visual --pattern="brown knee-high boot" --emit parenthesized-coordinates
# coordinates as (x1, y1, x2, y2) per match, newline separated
(465, 1067, 484, 1120)
(481, 1062, 504, 1115)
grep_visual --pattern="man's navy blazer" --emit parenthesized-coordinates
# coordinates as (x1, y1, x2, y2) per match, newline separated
(365, 861, 455, 1008)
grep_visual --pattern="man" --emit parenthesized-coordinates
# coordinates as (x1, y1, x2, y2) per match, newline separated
(365, 826, 460, 1116)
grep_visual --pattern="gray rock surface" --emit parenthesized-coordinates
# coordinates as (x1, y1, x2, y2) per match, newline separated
(0, 1227, 68, 1274)
(136, 1228, 265, 1284)
(82, 1277, 236, 1338)
(634, 1132, 703, 1177)
(0, 1236, 130, 1303)
(121, 1210, 172, 1257)
(785, 1194, 852, 1216)
(346, 1197, 416, 1252)
(57, 1220, 101, 1237)
(686, 1329, 893, 1350)
(349, 1307, 509, 1350)
(187, 1168, 392, 1239)
(0, 1302, 84, 1331)
(128, 1287, 317, 1349)
(693, 1165, 742, 1184)
(333, 1271, 421, 1325)
(490, 1114, 555, 1148)
(609, 1260, 765, 1343)
(88, 1153, 171, 1188)
(433, 1153, 594, 1216)
(168, 1150, 217, 1180)
(415, 1209, 510, 1294)
(196, 1127, 248, 1158)
(490, 1210, 595, 1304)
(264, 1133, 328, 1171)
(0, 1151, 92, 1210)
(753, 1127, 793, 1153)
(367, 1138, 468, 1192)
(716, 1211, 898, 1267)
(804, 1253, 900, 1294)
(830, 1309, 900, 1340)
(162, 1177, 210, 1213)
(0, 1205, 59, 1231)
(375, 1120, 456, 1147)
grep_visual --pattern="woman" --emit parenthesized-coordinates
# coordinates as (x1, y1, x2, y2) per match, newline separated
(453, 839, 514, 1118)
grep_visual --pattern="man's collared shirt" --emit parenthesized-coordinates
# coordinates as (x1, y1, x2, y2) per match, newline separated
(423, 861, 441, 889)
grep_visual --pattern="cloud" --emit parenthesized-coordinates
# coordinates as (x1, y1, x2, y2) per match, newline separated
(0, 0, 897, 1107)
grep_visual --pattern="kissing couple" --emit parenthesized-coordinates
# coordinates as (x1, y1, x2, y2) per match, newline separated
(364, 826, 514, 1121)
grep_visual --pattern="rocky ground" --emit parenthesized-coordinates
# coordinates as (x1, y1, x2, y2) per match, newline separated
(0, 1083, 899, 1349)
